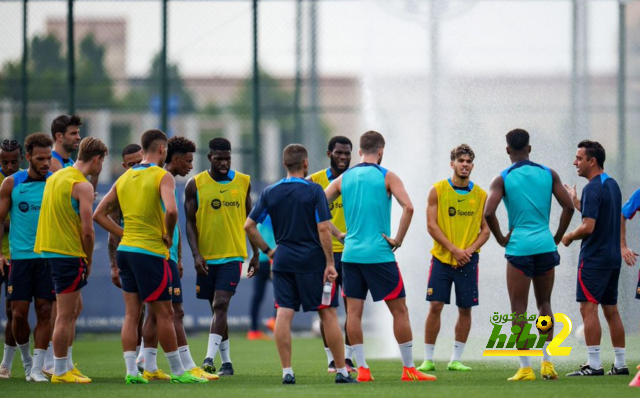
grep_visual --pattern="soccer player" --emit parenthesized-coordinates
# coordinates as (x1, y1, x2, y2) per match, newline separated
(0, 140, 23, 379)
(418, 144, 489, 373)
(244, 144, 357, 385)
(0, 133, 55, 382)
(185, 137, 259, 376)
(247, 215, 276, 341)
(325, 131, 436, 382)
(562, 140, 627, 376)
(309, 136, 356, 372)
(34, 137, 108, 383)
(93, 130, 207, 384)
(484, 129, 574, 381)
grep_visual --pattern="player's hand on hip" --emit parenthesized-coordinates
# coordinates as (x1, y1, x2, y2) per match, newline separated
(85, 263, 92, 280)
(267, 246, 277, 259)
(337, 232, 346, 245)
(194, 253, 208, 275)
(110, 265, 122, 288)
(561, 234, 572, 247)
(498, 228, 514, 248)
(622, 247, 638, 266)
(162, 234, 173, 249)
(382, 234, 401, 252)
(324, 265, 337, 283)
(247, 256, 260, 278)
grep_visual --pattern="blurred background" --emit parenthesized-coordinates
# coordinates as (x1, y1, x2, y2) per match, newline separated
(0, 0, 640, 360)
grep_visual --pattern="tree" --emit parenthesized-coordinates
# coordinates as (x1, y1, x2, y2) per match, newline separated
(76, 34, 114, 108)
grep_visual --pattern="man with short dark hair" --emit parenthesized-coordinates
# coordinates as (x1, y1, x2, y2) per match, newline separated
(418, 144, 489, 373)
(484, 129, 574, 381)
(50, 115, 82, 172)
(185, 137, 258, 377)
(563, 140, 627, 377)
(0, 133, 54, 382)
(245, 144, 357, 385)
(308, 136, 355, 373)
(0, 139, 23, 378)
(325, 131, 435, 382)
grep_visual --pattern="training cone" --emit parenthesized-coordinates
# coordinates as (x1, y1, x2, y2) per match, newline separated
(629, 371, 640, 387)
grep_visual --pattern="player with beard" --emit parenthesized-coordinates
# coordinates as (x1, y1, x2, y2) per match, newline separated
(0, 140, 23, 378)
(308, 136, 356, 373)
(418, 144, 490, 373)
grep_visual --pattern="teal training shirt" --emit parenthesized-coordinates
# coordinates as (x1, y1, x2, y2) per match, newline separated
(169, 188, 179, 263)
(341, 163, 395, 264)
(501, 160, 556, 256)
(257, 215, 276, 262)
(9, 170, 53, 259)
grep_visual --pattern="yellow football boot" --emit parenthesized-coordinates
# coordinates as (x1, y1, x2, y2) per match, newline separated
(51, 371, 91, 384)
(69, 365, 92, 382)
(508, 366, 536, 381)
(143, 369, 171, 381)
(189, 367, 219, 381)
(541, 361, 558, 380)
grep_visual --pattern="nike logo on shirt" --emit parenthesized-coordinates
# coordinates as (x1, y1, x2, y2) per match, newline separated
(220, 189, 229, 193)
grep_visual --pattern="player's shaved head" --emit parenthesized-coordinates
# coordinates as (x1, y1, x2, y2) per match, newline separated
(141, 129, 168, 152)
(121, 143, 142, 160)
(283, 144, 308, 172)
(506, 129, 530, 151)
(360, 131, 385, 154)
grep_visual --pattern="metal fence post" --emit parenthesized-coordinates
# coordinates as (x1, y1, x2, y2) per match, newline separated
(67, 0, 75, 115)
(252, 0, 261, 181)
(161, 0, 168, 133)
(21, 0, 28, 141)
(617, 0, 626, 185)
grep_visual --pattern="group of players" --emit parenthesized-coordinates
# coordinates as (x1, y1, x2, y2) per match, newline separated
(0, 114, 639, 385)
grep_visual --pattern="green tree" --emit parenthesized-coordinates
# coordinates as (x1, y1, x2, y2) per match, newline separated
(76, 34, 114, 108)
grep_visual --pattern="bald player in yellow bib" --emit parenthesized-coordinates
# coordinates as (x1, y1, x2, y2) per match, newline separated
(34, 137, 108, 383)
(308, 136, 356, 373)
(417, 144, 490, 373)
(94, 130, 207, 384)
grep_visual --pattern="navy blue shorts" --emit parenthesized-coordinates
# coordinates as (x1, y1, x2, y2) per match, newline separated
(506, 251, 560, 278)
(7, 258, 55, 302)
(196, 261, 242, 300)
(273, 270, 339, 312)
(168, 260, 183, 304)
(427, 254, 478, 308)
(117, 251, 172, 302)
(334, 252, 344, 288)
(49, 257, 87, 294)
(577, 262, 619, 305)
(342, 261, 405, 302)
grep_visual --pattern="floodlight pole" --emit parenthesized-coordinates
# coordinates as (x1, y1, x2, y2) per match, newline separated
(161, 0, 169, 133)
(252, 0, 261, 181)
(21, 0, 28, 141)
(617, 1, 626, 185)
(67, 0, 75, 115)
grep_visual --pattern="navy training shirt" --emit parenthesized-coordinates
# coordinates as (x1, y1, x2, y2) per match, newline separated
(579, 173, 622, 269)
(248, 177, 332, 273)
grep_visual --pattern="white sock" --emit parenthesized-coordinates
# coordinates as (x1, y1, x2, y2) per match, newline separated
(587, 345, 602, 369)
(336, 367, 348, 377)
(345, 345, 353, 361)
(135, 345, 141, 358)
(398, 341, 414, 368)
(43, 342, 53, 370)
(519, 356, 531, 368)
(178, 346, 197, 371)
(144, 348, 158, 372)
(66, 346, 73, 371)
(614, 347, 626, 368)
(206, 334, 223, 360)
(137, 341, 145, 361)
(282, 367, 294, 377)
(220, 340, 231, 363)
(352, 344, 368, 369)
(424, 343, 435, 362)
(165, 350, 185, 376)
(1, 344, 17, 368)
(325, 347, 334, 365)
(54, 356, 67, 376)
(32, 349, 46, 373)
(543, 341, 551, 362)
(451, 341, 465, 363)
(17, 342, 32, 364)
(124, 351, 138, 377)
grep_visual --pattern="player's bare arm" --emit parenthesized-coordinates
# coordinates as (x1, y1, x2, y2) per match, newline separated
(245, 183, 260, 278)
(159, 172, 178, 250)
(177, 227, 183, 277)
(384, 170, 414, 251)
(93, 183, 124, 238)
(75, 181, 95, 275)
(551, 169, 575, 244)
(463, 195, 491, 258)
(426, 185, 470, 266)
(0, 176, 14, 270)
(621, 215, 638, 266)
(484, 175, 512, 247)
(563, 183, 581, 212)
(244, 217, 275, 260)
(185, 177, 208, 276)
(317, 220, 337, 283)
(325, 175, 343, 204)
(561, 217, 596, 247)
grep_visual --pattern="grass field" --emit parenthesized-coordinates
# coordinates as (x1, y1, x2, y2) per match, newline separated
(1, 333, 639, 398)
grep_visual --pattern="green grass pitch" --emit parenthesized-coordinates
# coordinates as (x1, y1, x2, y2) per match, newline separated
(1, 333, 639, 398)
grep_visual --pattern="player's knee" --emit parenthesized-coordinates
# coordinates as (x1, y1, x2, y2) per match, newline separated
(12, 307, 28, 322)
(173, 305, 185, 321)
(389, 303, 409, 318)
(429, 302, 445, 315)
(458, 307, 472, 318)
(35, 304, 53, 322)
(213, 298, 230, 313)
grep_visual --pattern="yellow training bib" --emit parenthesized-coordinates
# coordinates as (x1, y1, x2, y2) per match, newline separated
(116, 164, 169, 258)
(195, 170, 250, 260)
(431, 179, 487, 266)
(0, 172, 10, 259)
(35, 167, 87, 258)
(310, 168, 345, 253)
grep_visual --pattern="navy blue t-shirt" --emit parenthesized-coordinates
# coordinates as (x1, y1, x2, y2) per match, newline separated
(248, 177, 332, 273)
(579, 173, 622, 269)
